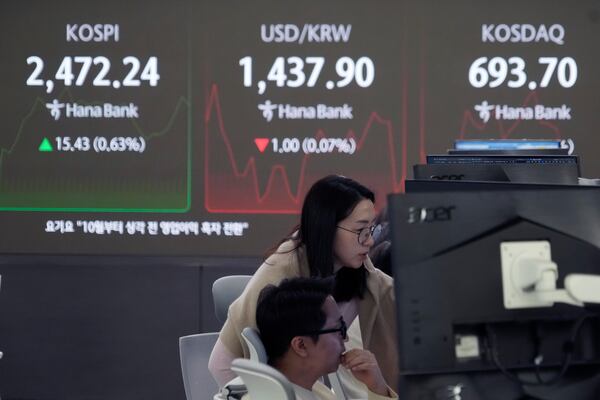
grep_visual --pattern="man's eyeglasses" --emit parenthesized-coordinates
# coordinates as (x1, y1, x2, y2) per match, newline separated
(337, 224, 382, 245)
(303, 317, 348, 340)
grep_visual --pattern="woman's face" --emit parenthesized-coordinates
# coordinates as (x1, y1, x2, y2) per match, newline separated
(332, 199, 377, 270)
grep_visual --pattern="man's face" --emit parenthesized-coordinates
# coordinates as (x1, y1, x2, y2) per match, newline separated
(305, 296, 347, 375)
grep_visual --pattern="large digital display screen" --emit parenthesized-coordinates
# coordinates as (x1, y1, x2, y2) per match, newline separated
(1, 0, 599, 256)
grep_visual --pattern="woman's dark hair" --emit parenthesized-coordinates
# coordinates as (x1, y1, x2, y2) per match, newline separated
(299, 175, 375, 301)
(256, 277, 334, 364)
(369, 240, 392, 276)
(369, 205, 392, 276)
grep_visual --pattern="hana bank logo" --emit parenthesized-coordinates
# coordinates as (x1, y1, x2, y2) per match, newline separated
(46, 99, 65, 121)
(258, 100, 353, 121)
(258, 100, 277, 122)
(474, 100, 571, 122)
(474, 100, 494, 123)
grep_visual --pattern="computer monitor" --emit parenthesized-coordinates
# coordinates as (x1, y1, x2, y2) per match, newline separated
(447, 149, 569, 156)
(412, 163, 580, 185)
(453, 139, 566, 152)
(448, 149, 570, 156)
(388, 189, 600, 386)
(426, 154, 579, 168)
(404, 179, 597, 193)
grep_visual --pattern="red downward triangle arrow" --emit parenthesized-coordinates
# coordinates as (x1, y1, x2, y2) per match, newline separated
(254, 138, 269, 153)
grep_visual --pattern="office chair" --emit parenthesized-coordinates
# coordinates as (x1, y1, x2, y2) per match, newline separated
(210, 326, 268, 400)
(179, 332, 220, 400)
(212, 275, 252, 324)
(231, 358, 296, 400)
(241, 326, 267, 363)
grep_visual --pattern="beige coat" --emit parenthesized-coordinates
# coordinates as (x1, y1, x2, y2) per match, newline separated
(218, 239, 399, 391)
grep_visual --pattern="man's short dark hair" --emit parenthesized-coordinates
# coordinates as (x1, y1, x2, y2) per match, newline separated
(256, 277, 334, 364)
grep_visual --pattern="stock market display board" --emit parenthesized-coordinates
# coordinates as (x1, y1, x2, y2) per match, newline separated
(1, 0, 599, 256)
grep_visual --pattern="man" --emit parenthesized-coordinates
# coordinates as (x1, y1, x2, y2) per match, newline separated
(255, 277, 398, 400)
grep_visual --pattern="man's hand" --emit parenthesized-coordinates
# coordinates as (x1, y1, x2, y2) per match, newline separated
(340, 349, 389, 397)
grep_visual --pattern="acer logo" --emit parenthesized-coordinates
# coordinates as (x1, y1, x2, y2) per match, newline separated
(429, 174, 466, 181)
(408, 206, 455, 224)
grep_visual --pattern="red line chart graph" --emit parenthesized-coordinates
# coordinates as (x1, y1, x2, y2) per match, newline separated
(203, 83, 408, 214)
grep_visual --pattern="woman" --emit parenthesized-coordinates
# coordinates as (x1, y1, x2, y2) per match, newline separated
(208, 175, 398, 391)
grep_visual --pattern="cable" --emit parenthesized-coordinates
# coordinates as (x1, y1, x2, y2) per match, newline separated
(484, 313, 597, 387)
(531, 323, 545, 384)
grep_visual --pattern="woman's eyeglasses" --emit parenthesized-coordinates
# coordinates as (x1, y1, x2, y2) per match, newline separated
(337, 224, 382, 245)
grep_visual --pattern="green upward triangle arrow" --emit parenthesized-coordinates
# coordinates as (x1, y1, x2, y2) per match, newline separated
(39, 137, 53, 152)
